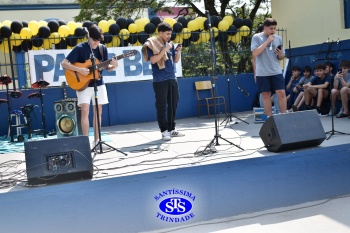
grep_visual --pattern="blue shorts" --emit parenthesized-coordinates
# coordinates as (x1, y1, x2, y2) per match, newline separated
(257, 74, 285, 93)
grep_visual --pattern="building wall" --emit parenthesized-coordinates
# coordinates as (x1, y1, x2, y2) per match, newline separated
(271, 0, 348, 48)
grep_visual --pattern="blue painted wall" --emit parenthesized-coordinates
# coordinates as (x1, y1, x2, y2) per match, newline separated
(0, 74, 257, 136)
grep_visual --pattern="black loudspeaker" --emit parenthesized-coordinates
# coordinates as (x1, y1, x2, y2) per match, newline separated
(54, 99, 82, 138)
(25, 136, 93, 185)
(259, 111, 326, 152)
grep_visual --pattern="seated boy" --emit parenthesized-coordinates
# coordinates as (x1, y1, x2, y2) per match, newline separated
(286, 66, 302, 110)
(303, 64, 330, 115)
(334, 60, 350, 118)
(291, 66, 315, 111)
(331, 60, 350, 116)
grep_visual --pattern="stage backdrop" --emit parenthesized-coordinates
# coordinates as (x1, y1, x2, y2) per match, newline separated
(28, 46, 183, 86)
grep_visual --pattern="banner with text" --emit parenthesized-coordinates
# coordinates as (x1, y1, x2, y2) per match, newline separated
(28, 46, 183, 87)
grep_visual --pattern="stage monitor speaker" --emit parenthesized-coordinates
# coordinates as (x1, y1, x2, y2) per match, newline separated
(259, 110, 326, 152)
(54, 99, 82, 138)
(25, 136, 93, 185)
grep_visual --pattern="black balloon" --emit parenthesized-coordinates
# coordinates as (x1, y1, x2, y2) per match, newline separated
(204, 19, 209, 30)
(12, 44, 23, 53)
(227, 25, 238, 36)
(137, 32, 149, 44)
(48, 20, 60, 32)
(182, 38, 191, 47)
(128, 33, 138, 44)
(126, 18, 134, 28)
(21, 39, 32, 52)
(233, 18, 243, 28)
(144, 23, 156, 34)
(173, 22, 183, 33)
(116, 18, 127, 29)
(32, 35, 43, 47)
(66, 35, 78, 47)
(120, 39, 129, 47)
(103, 32, 112, 44)
(74, 27, 86, 37)
(243, 18, 253, 28)
(58, 20, 67, 26)
(150, 16, 162, 27)
(0, 36, 3, 45)
(190, 31, 200, 42)
(38, 26, 51, 38)
(218, 31, 228, 43)
(0, 26, 12, 38)
(11, 21, 23, 34)
(55, 39, 67, 49)
(177, 17, 188, 28)
(22, 21, 28, 28)
(82, 21, 93, 29)
(171, 32, 176, 41)
(109, 24, 120, 35)
(210, 16, 219, 28)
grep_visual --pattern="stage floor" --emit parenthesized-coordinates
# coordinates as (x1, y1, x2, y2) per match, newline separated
(1, 111, 350, 232)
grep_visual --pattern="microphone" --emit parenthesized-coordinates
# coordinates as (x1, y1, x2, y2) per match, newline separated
(269, 42, 273, 50)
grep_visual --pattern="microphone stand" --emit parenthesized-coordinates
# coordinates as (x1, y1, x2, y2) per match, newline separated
(315, 39, 349, 139)
(197, 11, 244, 155)
(87, 41, 127, 156)
(220, 61, 249, 127)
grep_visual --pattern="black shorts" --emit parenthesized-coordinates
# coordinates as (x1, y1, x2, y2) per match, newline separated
(257, 74, 285, 93)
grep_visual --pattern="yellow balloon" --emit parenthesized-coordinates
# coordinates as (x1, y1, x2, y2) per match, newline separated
(106, 36, 121, 47)
(218, 20, 229, 31)
(119, 28, 130, 40)
(38, 20, 48, 27)
(98, 20, 109, 33)
(172, 34, 183, 44)
(239, 25, 250, 36)
(193, 39, 201, 45)
(200, 31, 210, 43)
(211, 27, 219, 37)
(187, 20, 198, 32)
(163, 18, 175, 27)
(141, 17, 150, 25)
(77, 38, 85, 44)
(223, 16, 233, 26)
(230, 32, 242, 43)
(50, 32, 60, 44)
(67, 45, 74, 49)
(2, 20, 12, 27)
(0, 39, 10, 53)
(43, 38, 52, 49)
(195, 17, 206, 30)
(76, 23, 83, 28)
(107, 19, 116, 26)
(10, 33, 22, 46)
(20, 27, 32, 39)
(133, 41, 142, 46)
(28, 21, 40, 35)
(67, 21, 77, 35)
(58, 25, 70, 37)
(128, 23, 138, 33)
(180, 28, 191, 39)
(135, 19, 146, 33)
(32, 45, 43, 50)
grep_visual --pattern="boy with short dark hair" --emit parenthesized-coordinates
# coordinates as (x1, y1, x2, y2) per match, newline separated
(303, 64, 330, 115)
(286, 66, 301, 110)
(334, 60, 350, 118)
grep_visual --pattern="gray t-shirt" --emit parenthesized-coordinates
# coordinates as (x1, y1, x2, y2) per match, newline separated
(251, 32, 284, 76)
(335, 73, 350, 89)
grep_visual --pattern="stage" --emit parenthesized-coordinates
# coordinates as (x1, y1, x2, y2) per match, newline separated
(1, 111, 350, 233)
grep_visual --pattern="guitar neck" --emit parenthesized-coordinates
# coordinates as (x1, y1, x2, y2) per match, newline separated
(96, 54, 125, 70)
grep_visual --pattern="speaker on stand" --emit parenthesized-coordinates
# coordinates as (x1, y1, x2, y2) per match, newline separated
(54, 99, 82, 138)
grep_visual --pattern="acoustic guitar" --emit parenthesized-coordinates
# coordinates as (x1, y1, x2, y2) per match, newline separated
(65, 50, 137, 91)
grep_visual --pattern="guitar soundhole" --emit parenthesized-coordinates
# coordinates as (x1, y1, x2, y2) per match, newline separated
(74, 71, 80, 82)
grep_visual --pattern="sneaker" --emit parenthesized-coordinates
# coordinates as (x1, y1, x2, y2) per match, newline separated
(170, 130, 185, 137)
(292, 105, 298, 112)
(162, 131, 171, 141)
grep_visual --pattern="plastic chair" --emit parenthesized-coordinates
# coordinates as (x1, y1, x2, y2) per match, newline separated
(194, 80, 227, 118)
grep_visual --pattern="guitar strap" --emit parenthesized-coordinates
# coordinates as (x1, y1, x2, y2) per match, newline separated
(98, 44, 104, 61)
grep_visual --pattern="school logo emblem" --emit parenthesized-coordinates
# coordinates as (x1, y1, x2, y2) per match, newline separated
(154, 188, 196, 223)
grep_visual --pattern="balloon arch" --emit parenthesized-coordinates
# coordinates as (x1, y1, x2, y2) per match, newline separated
(0, 16, 252, 53)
